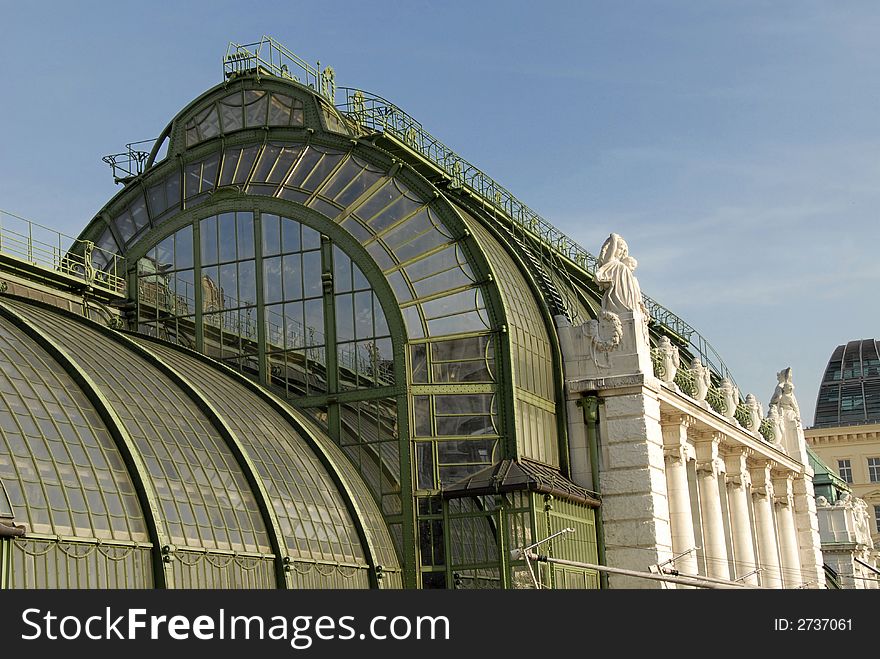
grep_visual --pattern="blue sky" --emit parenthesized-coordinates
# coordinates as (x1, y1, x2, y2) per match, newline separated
(1, 1, 878, 422)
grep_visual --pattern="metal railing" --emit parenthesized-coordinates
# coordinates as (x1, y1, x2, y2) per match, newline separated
(651, 348, 772, 441)
(335, 85, 736, 385)
(0, 209, 126, 295)
(223, 36, 335, 102)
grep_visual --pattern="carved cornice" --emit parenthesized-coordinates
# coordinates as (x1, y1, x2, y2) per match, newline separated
(660, 412, 696, 429)
(658, 394, 803, 473)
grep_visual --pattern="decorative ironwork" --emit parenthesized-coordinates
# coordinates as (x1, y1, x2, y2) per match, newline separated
(734, 403, 753, 430)
(0, 209, 126, 295)
(759, 417, 775, 442)
(102, 140, 155, 184)
(705, 385, 726, 415)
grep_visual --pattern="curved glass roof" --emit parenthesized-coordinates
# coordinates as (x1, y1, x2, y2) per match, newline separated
(0, 318, 148, 542)
(0, 295, 399, 585)
(814, 338, 880, 428)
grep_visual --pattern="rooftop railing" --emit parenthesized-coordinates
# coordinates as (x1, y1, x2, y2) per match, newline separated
(0, 209, 126, 296)
(335, 85, 736, 385)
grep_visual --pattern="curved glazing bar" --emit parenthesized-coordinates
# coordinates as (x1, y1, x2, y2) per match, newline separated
(0, 317, 148, 542)
(4, 299, 272, 555)
(135, 339, 370, 567)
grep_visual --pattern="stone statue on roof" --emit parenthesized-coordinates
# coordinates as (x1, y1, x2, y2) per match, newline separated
(595, 233, 648, 317)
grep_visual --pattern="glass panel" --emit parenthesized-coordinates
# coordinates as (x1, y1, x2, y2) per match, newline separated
(302, 152, 344, 192)
(244, 90, 268, 127)
(286, 147, 322, 188)
(218, 212, 236, 263)
(175, 225, 194, 270)
(268, 93, 292, 125)
(0, 318, 148, 542)
(197, 104, 220, 140)
(282, 253, 303, 300)
(236, 212, 255, 260)
(252, 144, 282, 183)
(319, 156, 361, 200)
(335, 165, 383, 208)
(262, 213, 281, 256)
(282, 217, 302, 253)
(219, 91, 244, 132)
(200, 216, 218, 265)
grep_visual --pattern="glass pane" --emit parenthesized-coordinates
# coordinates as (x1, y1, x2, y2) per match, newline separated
(244, 90, 268, 127)
(263, 257, 282, 304)
(219, 91, 244, 132)
(282, 253, 303, 300)
(262, 213, 281, 256)
(302, 251, 322, 297)
(268, 93, 293, 125)
(333, 247, 352, 293)
(236, 212, 255, 260)
(200, 216, 218, 265)
(335, 294, 354, 343)
(252, 144, 281, 183)
(238, 261, 256, 307)
(175, 225, 194, 270)
(218, 212, 236, 263)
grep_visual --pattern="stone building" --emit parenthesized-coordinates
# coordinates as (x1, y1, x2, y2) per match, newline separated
(805, 338, 880, 588)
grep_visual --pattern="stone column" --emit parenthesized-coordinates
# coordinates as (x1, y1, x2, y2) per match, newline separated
(693, 432, 730, 581)
(751, 462, 782, 588)
(724, 448, 759, 585)
(773, 473, 803, 588)
(791, 473, 825, 588)
(661, 413, 698, 577)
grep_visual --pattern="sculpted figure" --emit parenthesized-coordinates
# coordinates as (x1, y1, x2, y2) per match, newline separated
(767, 403, 785, 446)
(691, 358, 711, 402)
(745, 393, 763, 432)
(769, 367, 801, 421)
(656, 336, 680, 384)
(595, 233, 647, 316)
(719, 378, 739, 421)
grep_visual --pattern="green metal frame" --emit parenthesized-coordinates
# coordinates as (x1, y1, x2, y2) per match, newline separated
(452, 197, 573, 473)
(114, 135, 514, 587)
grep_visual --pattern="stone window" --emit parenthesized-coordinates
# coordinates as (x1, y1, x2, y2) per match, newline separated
(868, 457, 880, 483)
(837, 459, 853, 484)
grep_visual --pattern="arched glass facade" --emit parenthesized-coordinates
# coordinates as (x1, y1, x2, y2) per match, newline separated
(28, 66, 603, 589)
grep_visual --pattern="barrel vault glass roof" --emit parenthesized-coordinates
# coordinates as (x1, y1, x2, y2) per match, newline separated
(0, 295, 399, 588)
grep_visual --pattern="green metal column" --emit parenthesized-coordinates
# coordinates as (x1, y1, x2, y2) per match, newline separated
(0, 538, 9, 589)
(321, 234, 340, 440)
(254, 210, 268, 383)
(581, 394, 608, 589)
(192, 217, 204, 352)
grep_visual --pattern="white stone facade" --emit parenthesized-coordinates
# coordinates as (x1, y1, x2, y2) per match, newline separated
(815, 494, 880, 589)
(556, 234, 825, 589)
